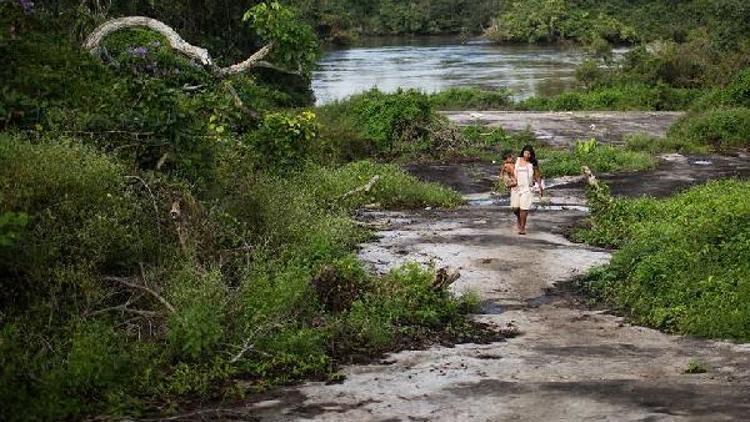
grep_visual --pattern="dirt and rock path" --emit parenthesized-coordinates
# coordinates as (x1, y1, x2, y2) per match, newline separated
(241, 153, 750, 421)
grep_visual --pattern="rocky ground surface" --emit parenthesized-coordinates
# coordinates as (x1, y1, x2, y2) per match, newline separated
(440, 111, 685, 147)
(220, 112, 750, 421)
(238, 152, 750, 421)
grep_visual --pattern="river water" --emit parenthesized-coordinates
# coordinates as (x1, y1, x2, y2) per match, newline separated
(312, 37, 589, 105)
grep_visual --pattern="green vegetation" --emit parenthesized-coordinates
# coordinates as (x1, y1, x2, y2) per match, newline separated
(291, 0, 500, 42)
(668, 108, 750, 152)
(459, 126, 657, 178)
(485, 0, 750, 49)
(0, 2, 476, 420)
(317, 89, 659, 176)
(428, 87, 513, 111)
(4, 0, 750, 417)
(316, 89, 470, 162)
(518, 84, 699, 112)
(685, 359, 709, 374)
(484, 0, 637, 45)
(574, 179, 750, 341)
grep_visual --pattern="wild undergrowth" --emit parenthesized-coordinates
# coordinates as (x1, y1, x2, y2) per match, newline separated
(0, 4, 475, 420)
(573, 179, 750, 341)
(0, 132, 468, 421)
(460, 126, 657, 178)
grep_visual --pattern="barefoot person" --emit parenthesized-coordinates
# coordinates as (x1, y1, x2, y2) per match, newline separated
(511, 145, 543, 235)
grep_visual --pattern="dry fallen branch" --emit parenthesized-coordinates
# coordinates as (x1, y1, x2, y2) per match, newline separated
(84, 16, 214, 65)
(581, 166, 599, 189)
(141, 408, 250, 421)
(581, 165, 613, 206)
(229, 339, 256, 363)
(339, 175, 380, 199)
(88, 304, 159, 318)
(432, 266, 461, 291)
(170, 199, 189, 253)
(103, 275, 176, 313)
(83, 16, 296, 77)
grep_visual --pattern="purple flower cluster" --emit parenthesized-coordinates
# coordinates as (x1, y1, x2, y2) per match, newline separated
(16, 0, 34, 14)
(127, 46, 149, 58)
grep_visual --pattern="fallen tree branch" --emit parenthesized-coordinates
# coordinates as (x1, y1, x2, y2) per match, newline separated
(215, 42, 274, 77)
(88, 304, 159, 318)
(170, 200, 189, 253)
(103, 276, 176, 313)
(84, 16, 214, 65)
(83, 16, 295, 77)
(142, 408, 249, 421)
(581, 166, 600, 190)
(581, 165, 614, 210)
(339, 175, 380, 199)
(254, 60, 303, 76)
(229, 338, 256, 363)
(432, 266, 461, 291)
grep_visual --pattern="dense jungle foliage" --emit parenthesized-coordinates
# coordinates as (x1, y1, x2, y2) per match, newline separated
(574, 179, 750, 341)
(0, 1, 483, 420)
(290, 0, 502, 42)
(3, 0, 750, 419)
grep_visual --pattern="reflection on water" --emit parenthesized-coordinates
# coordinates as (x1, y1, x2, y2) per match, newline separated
(312, 37, 587, 105)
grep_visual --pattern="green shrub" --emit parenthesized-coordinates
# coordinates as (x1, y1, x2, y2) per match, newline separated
(349, 89, 434, 153)
(427, 87, 512, 110)
(624, 133, 709, 154)
(692, 68, 750, 110)
(576, 180, 750, 340)
(166, 265, 229, 360)
(484, 0, 636, 44)
(0, 136, 160, 309)
(332, 263, 476, 357)
(243, 110, 320, 170)
(0, 210, 27, 248)
(541, 139, 657, 178)
(303, 161, 464, 210)
(668, 108, 750, 150)
(519, 84, 698, 111)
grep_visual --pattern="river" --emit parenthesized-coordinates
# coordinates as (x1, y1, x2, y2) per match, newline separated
(312, 37, 594, 105)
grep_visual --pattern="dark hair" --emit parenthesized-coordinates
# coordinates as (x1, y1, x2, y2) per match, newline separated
(519, 145, 538, 166)
(502, 150, 514, 160)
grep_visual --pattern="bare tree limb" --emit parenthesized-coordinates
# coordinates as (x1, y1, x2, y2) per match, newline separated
(170, 200, 189, 253)
(255, 60, 303, 76)
(103, 276, 176, 313)
(230, 339, 256, 363)
(141, 408, 249, 421)
(83, 16, 285, 77)
(339, 175, 380, 199)
(88, 304, 159, 317)
(215, 42, 274, 77)
(432, 266, 461, 291)
(84, 16, 213, 65)
(581, 166, 599, 189)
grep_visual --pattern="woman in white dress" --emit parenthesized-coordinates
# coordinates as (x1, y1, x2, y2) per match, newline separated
(510, 145, 543, 235)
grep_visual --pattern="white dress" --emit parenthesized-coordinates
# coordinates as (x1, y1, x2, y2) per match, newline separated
(510, 158, 534, 210)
